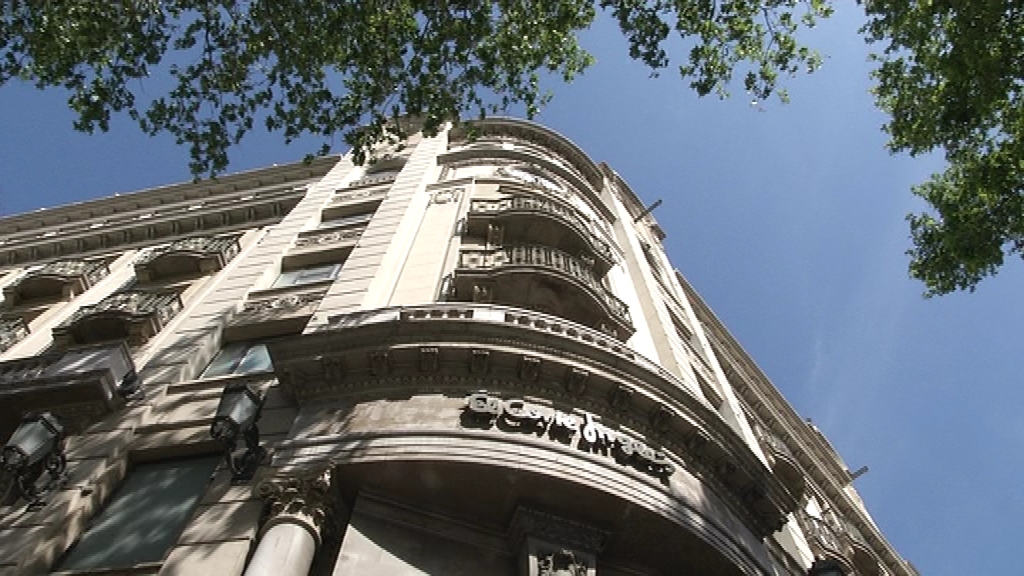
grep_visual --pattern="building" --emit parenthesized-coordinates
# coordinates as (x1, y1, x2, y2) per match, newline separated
(0, 118, 915, 575)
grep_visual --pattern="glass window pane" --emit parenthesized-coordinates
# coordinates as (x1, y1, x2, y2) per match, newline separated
(296, 264, 339, 284)
(200, 343, 246, 378)
(235, 343, 272, 375)
(271, 269, 301, 288)
(58, 457, 219, 571)
(319, 213, 373, 229)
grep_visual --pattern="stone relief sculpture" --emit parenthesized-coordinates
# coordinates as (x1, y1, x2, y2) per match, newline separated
(538, 549, 588, 576)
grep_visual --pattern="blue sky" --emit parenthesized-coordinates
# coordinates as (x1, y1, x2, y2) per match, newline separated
(1, 4, 1020, 574)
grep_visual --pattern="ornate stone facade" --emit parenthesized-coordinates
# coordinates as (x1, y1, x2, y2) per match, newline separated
(0, 122, 914, 576)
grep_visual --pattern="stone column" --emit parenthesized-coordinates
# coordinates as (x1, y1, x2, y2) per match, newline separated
(244, 468, 336, 576)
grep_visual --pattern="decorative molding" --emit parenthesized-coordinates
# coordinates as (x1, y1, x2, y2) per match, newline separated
(455, 244, 632, 338)
(272, 302, 800, 538)
(346, 172, 397, 189)
(0, 341, 136, 432)
(469, 349, 489, 374)
(508, 507, 607, 554)
(369, 350, 390, 376)
(797, 511, 856, 574)
(294, 226, 364, 249)
(519, 355, 541, 382)
(0, 316, 29, 353)
(242, 290, 325, 314)
(255, 467, 337, 545)
(0, 179, 315, 266)
(468, 195, 614, 269)
(53, 290, 183, 347)
(419, 346, 440, 372)
(431, 187, 464, 204)
(134, 235, 240, 281)
(607, 384, 632, 411)
(3, 259, 110, 307)
(564, 367, 588, 396)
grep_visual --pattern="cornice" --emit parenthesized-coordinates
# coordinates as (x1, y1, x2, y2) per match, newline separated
(0, 157, 339, 270)
(268, 303, 800, 541)
(674, 270, 915, 576)
(450, 117, 605, 193)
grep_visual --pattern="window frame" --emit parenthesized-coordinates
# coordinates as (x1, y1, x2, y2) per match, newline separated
(54, 456, 220, 572)
(200, 341, 274, 379)
(271, 263, 341, 289)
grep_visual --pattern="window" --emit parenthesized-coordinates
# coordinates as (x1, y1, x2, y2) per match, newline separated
(201, 342, 273, 378)
(56, 457, 219, 571)
(271, 263, 340, 288)
(318, 212, 373, 229)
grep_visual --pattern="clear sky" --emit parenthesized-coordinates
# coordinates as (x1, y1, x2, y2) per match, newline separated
(1, 4, 1019, 575)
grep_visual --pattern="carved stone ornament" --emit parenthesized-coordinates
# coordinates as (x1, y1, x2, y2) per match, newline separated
(294, 226, 364, 249)
(242, 291, 324, 314)
(4, 259, 110, 306)
(431, 187, 464, 204)
(255, 467, 337, 545)
(134, 235, 240, 281)
(508, 507, 607, 556)
(0, 316, 29, 354)
(538, 549, 589, 576)
(53, 290, 183, 347)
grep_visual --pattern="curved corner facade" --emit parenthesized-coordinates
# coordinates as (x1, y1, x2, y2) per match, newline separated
(0, 120, 913, 576)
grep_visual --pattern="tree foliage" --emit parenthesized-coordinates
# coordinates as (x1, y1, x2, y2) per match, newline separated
(0, 0, 831, 175)
(864, 1, 1024, 295)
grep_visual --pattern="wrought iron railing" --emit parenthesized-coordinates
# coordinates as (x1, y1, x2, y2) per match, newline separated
(469, 195, 613, 264)
(459, 245, 629, 325)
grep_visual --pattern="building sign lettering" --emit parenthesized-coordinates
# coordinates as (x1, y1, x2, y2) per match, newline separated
(465, 392, 674, 478)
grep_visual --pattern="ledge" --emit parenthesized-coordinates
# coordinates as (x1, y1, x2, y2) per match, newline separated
(267, 303, 798, 540)
(0, 342, 137, 435)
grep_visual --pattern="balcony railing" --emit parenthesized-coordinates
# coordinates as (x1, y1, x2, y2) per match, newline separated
(0, 341, 137, 432)
(135, 235, 240, 281)
(3, 259, 110, 306)
(53, 290, 183, 347)
(458, 245, 631, 331)
(0, 316, 29, 353)
(468, 195, 614, 270)
(346, 172, 397, 189)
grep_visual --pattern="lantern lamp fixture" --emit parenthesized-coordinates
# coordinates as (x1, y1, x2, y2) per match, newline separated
(210, 382, 266, 483)
(1, 412, 68, 508)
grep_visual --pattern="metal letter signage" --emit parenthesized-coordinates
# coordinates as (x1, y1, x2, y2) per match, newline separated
(465, 392, 674, 479)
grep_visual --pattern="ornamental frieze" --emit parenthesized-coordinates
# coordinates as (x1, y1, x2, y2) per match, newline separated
(134, 235, 240, 281)
(52, 290, 183, 347)
(0, 316, 29, 353)
(294, 227, 364, 249)
(4, 259, 109, 307)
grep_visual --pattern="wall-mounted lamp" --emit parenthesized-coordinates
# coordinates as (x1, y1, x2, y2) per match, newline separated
(210, 382, 266, 483)
(1, 412, 67, 507)
(808, 558, 846, 576)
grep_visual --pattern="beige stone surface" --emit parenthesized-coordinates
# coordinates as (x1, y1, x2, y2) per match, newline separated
(177, 501, 263, 545)
(159, 540, 251, 576)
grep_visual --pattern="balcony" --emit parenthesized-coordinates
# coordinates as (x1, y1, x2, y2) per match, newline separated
(467, 195, 614, 275)
(453, 245, 633, 339)
(52, 291, 183, 347)
(346, 172, 397, 190)
(225, 286, 328, 341)
(0, 342, 137, 437)
(0, 316, 29, 354)
(798, 513, 855, 574)
(3, 259, 110, 307)
(134, 235, 240, 282)
(754, 426, 805, 499)
(844, 520, 886, 575)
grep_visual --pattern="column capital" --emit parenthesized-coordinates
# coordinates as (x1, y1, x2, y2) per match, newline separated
(254, 466, 336, 546)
